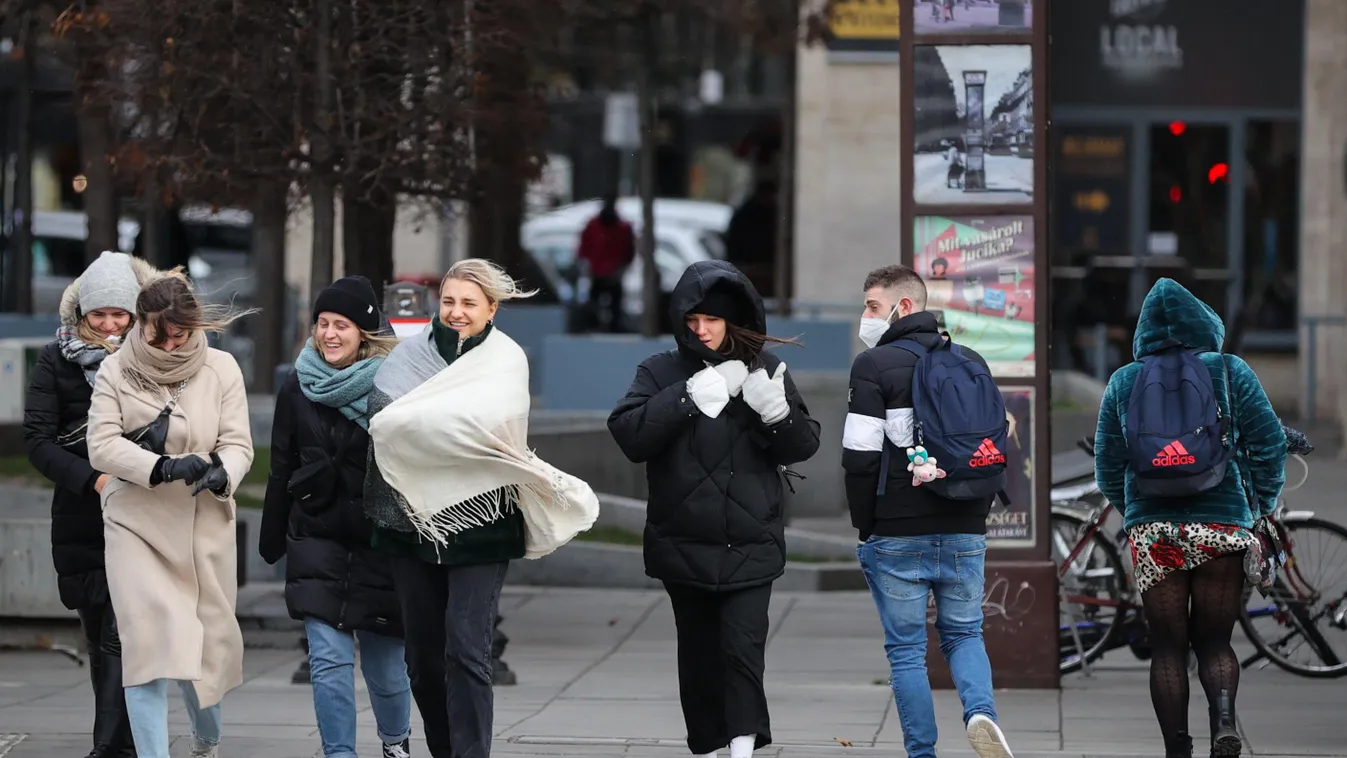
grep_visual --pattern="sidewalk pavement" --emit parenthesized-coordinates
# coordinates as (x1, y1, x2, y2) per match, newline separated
(0, 586, 1338, 758)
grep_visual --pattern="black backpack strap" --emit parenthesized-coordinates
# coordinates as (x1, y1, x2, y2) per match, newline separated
(876, 339, 928, 498)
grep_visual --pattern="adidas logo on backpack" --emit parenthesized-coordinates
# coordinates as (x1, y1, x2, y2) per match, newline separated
(876, 336, 1010, 505)
(1124, 345, 1235, 496)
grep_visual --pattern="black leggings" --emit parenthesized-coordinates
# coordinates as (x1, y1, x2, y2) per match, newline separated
(1141, 552, 1246, 746)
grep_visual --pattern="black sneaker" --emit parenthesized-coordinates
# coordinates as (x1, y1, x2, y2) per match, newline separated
(382, 739, 411, 758)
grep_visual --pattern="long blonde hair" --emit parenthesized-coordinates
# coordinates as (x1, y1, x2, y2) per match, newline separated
(311, 323, 399, 368)
(440, 258, 539, 305)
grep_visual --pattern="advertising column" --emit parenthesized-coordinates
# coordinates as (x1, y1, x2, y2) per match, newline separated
(901, 0, 1057, 688)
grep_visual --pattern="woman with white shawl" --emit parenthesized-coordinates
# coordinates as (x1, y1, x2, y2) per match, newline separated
(363, 258, 598, 758)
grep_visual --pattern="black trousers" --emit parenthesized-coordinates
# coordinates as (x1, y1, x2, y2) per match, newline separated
(392, 557, 509, 758)
(76, 571, 135, 757)
(589, 275, 625, 333)
(665, 582, 774, 755)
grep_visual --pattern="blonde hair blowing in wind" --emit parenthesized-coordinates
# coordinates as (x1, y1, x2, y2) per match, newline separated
(441, 258, 539, 305)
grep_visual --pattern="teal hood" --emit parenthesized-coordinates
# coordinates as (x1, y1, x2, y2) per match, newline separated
(1132, 278, 1224, 358)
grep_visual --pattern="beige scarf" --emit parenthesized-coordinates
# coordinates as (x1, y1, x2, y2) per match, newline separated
(121, 324, 208, 392)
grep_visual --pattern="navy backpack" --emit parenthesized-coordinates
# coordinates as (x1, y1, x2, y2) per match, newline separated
(879, 337, 1010, 504)
(1123, 344, 1234, 496)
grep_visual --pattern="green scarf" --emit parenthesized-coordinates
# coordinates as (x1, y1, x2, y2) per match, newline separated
(294, 342, 384, 428)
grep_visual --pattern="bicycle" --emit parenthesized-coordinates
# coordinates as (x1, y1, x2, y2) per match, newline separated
(1052, 436, 1347, 677)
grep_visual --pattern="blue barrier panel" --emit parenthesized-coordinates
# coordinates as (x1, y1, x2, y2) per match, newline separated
(0, 315, 61, 340)
(541, 334, 676, 411)
(495, 305, 567, 396)
(764, 317, 853, 372)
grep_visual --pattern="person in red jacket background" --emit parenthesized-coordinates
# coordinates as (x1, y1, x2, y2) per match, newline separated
(577, 194, 636, 332)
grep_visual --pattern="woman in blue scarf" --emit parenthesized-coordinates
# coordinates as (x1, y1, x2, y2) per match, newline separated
(260, 276, 412, 758)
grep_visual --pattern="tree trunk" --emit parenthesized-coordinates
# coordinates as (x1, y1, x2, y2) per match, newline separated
(636, 4, 660, 337)
(76, 95, 118, 262)
(342, 189, 395, 291)
(250, 180, 288, 392)
(309, 0, 336, 295)
(9, 13, 35, 314)
(773, 35, 798, 317)
(139, 171, 165, 265)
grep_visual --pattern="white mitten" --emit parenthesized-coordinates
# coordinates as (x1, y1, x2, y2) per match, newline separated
(685, 365, 731, 418)
(741, 363, 790, 425)
(713, 360, 749, 396)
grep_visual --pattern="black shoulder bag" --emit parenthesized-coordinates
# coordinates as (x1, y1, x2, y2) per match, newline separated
(122, 380, 188, 456)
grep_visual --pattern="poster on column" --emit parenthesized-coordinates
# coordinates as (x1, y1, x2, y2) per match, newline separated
(913, 45, 1033, 205)
(914, 214, 1035, 377)
(913, 0, 1032, 36)
(988, 387, 1034, 547)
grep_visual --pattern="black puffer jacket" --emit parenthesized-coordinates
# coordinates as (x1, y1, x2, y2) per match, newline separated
(608, 261, 821, 592)
(261, 370, 401, 637)
(23, 341, 105, 610)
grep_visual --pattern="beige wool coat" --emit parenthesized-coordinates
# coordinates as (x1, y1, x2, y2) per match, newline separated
(87, 347, 254, 708)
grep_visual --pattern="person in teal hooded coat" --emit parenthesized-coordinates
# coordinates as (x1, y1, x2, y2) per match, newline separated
(1094, 278, 1286, 758)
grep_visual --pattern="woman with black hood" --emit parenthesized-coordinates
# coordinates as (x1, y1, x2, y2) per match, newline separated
(608, 260, 821, 758)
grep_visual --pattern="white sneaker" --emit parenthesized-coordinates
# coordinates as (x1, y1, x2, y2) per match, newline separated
(967, 714, 1014, 758)
(189, 738, 219, 758)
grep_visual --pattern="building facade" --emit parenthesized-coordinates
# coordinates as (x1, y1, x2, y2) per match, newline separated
(793, 0, 1344, 420)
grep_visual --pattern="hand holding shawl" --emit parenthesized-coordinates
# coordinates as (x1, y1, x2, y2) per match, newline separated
(368, 329, 598, 558)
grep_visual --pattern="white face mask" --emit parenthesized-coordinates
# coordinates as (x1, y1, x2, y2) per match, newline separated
(858, 306, 898, 349)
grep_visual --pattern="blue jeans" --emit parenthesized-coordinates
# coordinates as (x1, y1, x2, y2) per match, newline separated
(305, 617, 413, 758)
(124, 679, 221, 758)
(857, 534, 997, 758)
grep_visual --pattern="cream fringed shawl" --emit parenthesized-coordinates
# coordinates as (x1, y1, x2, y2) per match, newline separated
(367, 328, 598, 558)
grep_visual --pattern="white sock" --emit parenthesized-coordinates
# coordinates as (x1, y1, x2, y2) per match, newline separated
(729, 734, 755, 758)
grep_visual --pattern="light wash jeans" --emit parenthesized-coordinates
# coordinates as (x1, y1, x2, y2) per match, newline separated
(124, 678, 221, 758)
(305, 617, 412, 758)
(857, 534, 998, 758)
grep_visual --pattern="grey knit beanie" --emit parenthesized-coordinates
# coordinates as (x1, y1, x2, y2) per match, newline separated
(79, 251, 140, 315)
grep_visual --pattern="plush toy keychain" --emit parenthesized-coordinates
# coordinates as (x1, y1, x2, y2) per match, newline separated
(907, 445, 946, 487)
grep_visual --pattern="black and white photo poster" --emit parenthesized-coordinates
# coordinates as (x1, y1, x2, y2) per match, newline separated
(914, 45, 1034, 205)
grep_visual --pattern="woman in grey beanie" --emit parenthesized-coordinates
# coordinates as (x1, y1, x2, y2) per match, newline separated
(23, 250, 161, 757)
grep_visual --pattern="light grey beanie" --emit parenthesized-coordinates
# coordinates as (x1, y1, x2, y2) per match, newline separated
(79, 251, 140, 315)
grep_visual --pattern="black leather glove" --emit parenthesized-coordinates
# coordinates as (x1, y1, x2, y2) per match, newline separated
(191, 453, 230, 497)
(159, 454, 212, 485)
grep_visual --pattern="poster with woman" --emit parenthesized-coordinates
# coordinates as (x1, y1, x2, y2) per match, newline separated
(914, 214, 1035, 377)
(988, 387, 1035, 546)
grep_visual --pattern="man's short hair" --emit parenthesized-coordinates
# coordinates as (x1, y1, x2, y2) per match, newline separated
(863, 264, 928, 310)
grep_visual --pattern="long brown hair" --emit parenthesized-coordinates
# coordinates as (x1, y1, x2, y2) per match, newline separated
(136, 271, 255, 347)
(716, 322, 802, 369)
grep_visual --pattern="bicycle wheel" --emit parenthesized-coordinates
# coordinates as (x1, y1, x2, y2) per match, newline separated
(1239, 516, 1347, 678)
(1052, 511, 1129, 674)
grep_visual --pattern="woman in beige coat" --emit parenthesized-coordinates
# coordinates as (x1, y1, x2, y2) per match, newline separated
(87, 272, 255, 758)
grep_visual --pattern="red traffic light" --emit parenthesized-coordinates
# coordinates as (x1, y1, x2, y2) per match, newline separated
(1168, 121, 1186, 136)
(1208, 163, 1229, 183)
(1168, 186, 1182, 203)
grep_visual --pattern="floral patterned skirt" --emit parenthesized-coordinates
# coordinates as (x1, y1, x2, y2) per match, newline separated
(1127, 521, 1257, 594)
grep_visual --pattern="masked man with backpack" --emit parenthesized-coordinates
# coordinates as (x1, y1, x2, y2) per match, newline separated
(843, 265, 1015, 758)
(1095, 278, 1285, 758)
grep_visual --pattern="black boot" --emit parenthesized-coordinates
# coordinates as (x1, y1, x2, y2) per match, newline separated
(1210, 689, 1241, 757)
(1164, 731, 1193, 758)
(87, 608, 136, 758)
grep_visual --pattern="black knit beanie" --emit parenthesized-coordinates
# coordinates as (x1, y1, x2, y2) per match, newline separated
(689, 286, 747, 327)
(313, 275, 380, 332)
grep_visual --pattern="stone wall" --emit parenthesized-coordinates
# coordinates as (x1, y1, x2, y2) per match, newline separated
(1299, 0, 1347, 423)
(793, 49, 903, 307)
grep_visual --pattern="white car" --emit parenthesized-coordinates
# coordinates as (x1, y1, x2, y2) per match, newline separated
(521, 198, 730, 324)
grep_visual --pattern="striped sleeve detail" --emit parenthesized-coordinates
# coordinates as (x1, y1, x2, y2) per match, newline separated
(843, 413, 885, 452)
(884, 408, 915, 449)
